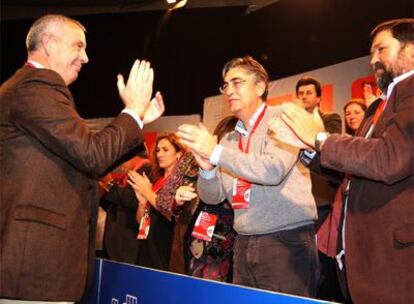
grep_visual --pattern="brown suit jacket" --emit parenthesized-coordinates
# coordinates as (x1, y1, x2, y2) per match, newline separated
(0, 66, 143, 301)
(321, 74, 414, 303)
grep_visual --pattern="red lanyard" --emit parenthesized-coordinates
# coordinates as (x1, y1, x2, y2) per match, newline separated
(372, 99, 386, 126)
(152, 175, 169, 192)
(238, 105, 267, 153)
(365, 98, 387, 138)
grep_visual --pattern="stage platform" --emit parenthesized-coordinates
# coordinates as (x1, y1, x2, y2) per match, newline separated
(81, 259, 332, 304)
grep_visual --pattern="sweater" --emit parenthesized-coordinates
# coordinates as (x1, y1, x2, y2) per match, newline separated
(197, 105, 316, 235)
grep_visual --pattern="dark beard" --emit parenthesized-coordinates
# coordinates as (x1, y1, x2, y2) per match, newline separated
(374, 62, 394, 92)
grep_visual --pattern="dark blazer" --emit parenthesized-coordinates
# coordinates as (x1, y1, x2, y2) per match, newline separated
(320, 74, 414, 303)
(101, 163, 153, 265)
(103, 164, 177, 272)
(104, 181, 175, 271)
(0, 66, 143, 301)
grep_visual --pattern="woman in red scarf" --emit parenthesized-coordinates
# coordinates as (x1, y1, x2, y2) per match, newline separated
(128, 133, 199, 273)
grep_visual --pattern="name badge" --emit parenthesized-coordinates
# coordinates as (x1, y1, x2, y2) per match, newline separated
(232, 178, 251, 209)
(137, 214, 151, 240)
(192, 211, 218, 241)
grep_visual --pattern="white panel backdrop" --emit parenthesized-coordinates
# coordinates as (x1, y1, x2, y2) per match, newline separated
(203, 55, 373, 132)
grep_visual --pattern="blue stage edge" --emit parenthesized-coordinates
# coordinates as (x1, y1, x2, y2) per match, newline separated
(81, 259, 331, 304)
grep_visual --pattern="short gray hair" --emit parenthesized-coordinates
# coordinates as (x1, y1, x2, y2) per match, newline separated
(222, 56, 269, 101)
(26, 14, 86, 53)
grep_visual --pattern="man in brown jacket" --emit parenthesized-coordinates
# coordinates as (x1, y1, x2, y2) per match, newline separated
(279, 19, 414, 303)
(0, 14, 164, 302)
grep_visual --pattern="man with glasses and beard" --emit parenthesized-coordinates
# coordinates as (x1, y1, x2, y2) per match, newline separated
(177, 56, 319, 297)
(278, 19, 414, 303)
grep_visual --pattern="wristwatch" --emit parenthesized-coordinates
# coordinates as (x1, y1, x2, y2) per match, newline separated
(315, 132, 330, 152)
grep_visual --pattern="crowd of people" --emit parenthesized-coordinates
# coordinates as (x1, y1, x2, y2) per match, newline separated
(0, 13, 413, 304)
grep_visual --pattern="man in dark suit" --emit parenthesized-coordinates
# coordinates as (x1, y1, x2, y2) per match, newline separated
(0, 14, 164, 302)
(295, 76, 343, 301)
(295, 76, 342, 228)
(280, 18, 414, 303)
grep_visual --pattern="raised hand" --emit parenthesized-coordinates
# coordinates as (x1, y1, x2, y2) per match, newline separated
(142, 91, 165, 124)
(127, 171, 153, 200)
(268, 116, 310, 150)
(281, 103, 325, 148)
(177, 123, 217, 159)
(117, 60, 154, 119)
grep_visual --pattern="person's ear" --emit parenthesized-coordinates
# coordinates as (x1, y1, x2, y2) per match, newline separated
(316, 96, 322, 107)
(256, 81, 266, 98)
(40, 33, 55, 57)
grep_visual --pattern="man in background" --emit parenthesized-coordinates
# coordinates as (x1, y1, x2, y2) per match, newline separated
(295, 76, 342, 300)
(295, 76, 342, 229)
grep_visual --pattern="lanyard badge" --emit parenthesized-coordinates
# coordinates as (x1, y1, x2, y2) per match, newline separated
(232, 178, 252, 209)
(192, 211, 218, 241)
(137, 210, 151, 239)
(136, 176, 169, 240)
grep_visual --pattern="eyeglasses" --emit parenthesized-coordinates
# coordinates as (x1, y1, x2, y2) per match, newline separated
(219, 78, 247, 94)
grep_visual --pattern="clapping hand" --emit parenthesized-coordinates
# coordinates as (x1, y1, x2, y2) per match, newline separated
(268, 116, 310, 150)
(177, 123, 217, 171)
(117, 60, 164, 124)
(177, 123, 217, 159)
(142, 91, 165, 124)
(281, 103, 325, 148)
(127, 171, 153, 201)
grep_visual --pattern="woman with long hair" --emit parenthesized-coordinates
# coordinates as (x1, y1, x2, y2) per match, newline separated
(128, 133, 199, 273)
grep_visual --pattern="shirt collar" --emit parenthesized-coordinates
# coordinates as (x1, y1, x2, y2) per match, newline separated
(386, 69, 414, 99)
(234, 103, 266, 137)
(27, 60, 45, 69)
